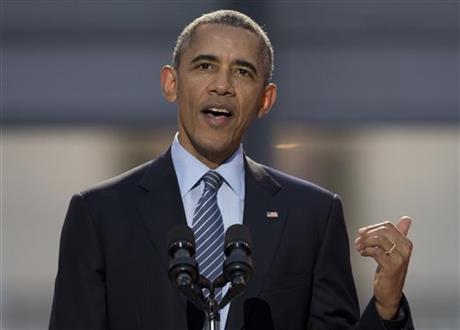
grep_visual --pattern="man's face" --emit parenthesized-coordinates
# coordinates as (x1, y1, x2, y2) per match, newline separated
(161, 23, 276, 168)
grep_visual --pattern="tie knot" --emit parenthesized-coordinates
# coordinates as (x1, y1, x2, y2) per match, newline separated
(202, 171, 223, 191)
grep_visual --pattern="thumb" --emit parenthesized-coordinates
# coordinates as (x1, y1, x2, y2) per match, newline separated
(396, 216, 412, 236)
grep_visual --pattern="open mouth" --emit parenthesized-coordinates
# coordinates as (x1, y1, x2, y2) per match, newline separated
(202, 107, 232, 118)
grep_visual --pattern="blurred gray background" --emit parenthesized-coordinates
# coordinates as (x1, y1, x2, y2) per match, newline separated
(2, 1, 459, 329)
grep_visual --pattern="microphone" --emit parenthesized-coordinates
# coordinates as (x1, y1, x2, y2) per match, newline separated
(168, 225, 208, 311)
(223, 224, 253, 285)
(167, 225, 199, 288)
(219, 224, 253, 309)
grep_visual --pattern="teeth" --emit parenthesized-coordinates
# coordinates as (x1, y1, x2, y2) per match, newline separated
(209, 107, 230, 114)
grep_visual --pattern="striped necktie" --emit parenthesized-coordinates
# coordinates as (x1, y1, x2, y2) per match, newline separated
(192, 170, 224, 300)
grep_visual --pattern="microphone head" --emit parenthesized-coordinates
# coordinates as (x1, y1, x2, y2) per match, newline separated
(167, 225, 199, 287)
(224, 224, 252, 255)
(167, 225, 196, 256)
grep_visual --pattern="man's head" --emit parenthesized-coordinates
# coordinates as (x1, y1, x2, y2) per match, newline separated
(173, 10, 274, 86)
(160, 10, 277, 169)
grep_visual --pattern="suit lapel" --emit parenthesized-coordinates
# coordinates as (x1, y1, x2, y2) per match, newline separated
(136, 149, 187, 274)
(137, 149, 209, 329)
(227, 156, 287, 329)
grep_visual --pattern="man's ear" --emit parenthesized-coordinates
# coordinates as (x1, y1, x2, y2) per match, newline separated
(257, 83, 277, 119)
(160, 65, 178, 103)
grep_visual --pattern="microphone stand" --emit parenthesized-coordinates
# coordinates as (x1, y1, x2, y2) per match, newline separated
(199, 275, 224, 330)
(173, 271, 241, 330)
(198, 273, 248, 330)
(205, 289, 219, 330)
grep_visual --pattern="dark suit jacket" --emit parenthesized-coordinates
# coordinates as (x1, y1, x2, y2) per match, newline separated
(50, 149, 413, 330)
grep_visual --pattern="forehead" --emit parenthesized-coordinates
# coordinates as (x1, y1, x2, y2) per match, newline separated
(183, 23, 263, 64)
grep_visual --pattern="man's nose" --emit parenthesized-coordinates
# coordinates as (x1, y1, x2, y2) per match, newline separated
(209, 69, 234, 96)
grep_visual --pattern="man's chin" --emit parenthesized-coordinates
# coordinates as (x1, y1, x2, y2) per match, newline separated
(194, 141, 238, 164)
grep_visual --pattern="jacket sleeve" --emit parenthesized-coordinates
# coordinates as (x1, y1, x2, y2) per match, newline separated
(49, 193, 108, 330)
(308, 194, 361, 329)
(359, 295, 414, 330)
(308, 194, 415, 330)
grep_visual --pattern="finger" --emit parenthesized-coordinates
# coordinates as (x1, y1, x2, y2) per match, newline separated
(358, 220, 391, 234)
(396, 216, 412, 236)
(362, 226, 391, 238)
(359, 246, 383, 258)
(357, 234, 395, 252)
(358, 226, 394, 245)
(357, 235, 411, 260)
(360, 224, 413, 257)
(359, 247, 390, 267)
(359, 246, 404, 272)
(359, 222, 403, 242)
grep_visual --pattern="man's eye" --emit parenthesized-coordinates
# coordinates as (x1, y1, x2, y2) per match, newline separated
(199, 63, 212, 70)
(237, 68, 249, 76)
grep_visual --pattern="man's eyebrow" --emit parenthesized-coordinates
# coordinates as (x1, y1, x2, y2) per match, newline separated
(234, 60, 258, 76)
(190, 54, 217, 64)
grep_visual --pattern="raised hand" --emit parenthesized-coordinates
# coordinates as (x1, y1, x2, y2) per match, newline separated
(355, 216, 413, 319)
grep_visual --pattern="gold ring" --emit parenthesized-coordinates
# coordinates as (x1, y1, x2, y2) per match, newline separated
(384, 241, 396, 255)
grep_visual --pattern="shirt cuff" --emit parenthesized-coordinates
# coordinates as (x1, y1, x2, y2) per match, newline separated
(382, 304, 406, 330)
(361, 294, 413, 330)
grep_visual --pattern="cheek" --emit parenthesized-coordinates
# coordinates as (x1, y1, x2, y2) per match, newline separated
(180, 81, 205, 107)
(239, 84, 264, 105)
(238, 97, 261, 124)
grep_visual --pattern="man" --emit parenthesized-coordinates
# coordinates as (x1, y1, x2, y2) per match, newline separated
(50, 10, 414, 330)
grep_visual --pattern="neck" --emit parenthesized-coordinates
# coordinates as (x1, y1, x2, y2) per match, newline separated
(191, 148, 232, 169)
(177, 134, 238, 169)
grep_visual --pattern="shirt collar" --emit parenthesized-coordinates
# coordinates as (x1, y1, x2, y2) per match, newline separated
(171, 132, 245, 201)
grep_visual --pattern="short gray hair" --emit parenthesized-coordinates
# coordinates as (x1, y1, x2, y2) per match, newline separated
(172, 10, 274, 85)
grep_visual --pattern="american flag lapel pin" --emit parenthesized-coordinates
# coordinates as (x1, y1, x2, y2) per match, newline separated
(266, 211, 279, 219)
